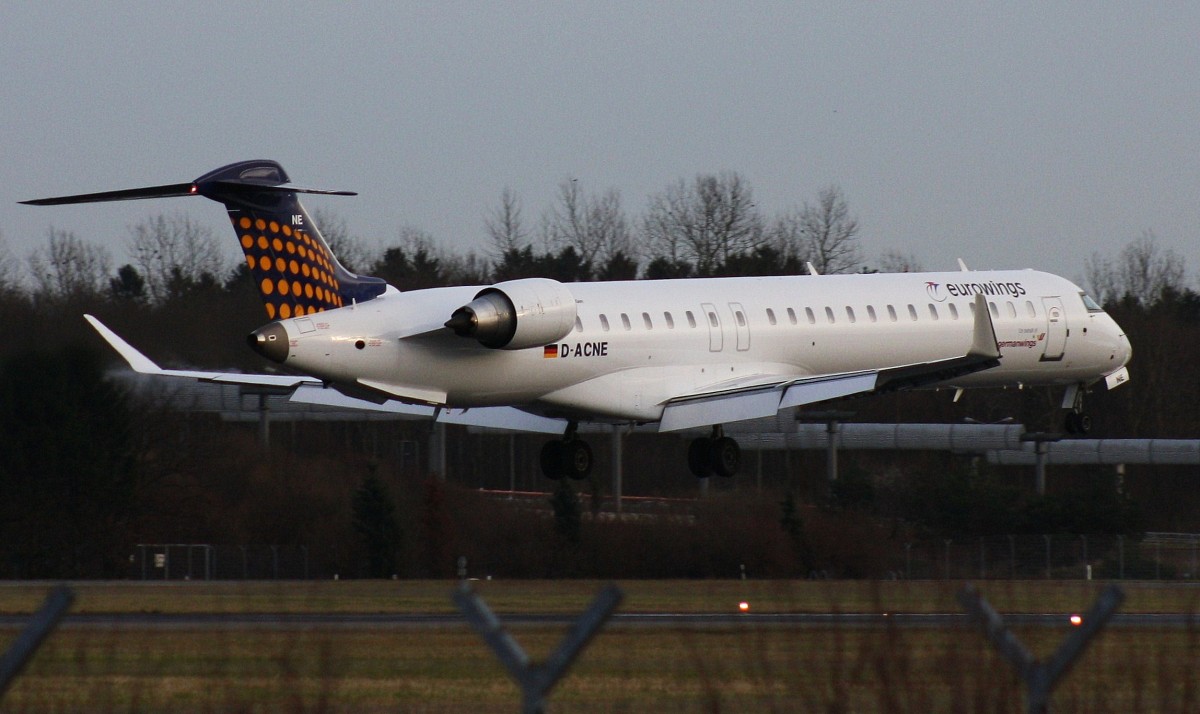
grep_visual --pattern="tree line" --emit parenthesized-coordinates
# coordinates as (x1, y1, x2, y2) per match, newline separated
(1, 172, 1198, 578)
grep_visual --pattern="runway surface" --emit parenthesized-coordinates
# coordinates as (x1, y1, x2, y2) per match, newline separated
(2, 611, 1199, 629)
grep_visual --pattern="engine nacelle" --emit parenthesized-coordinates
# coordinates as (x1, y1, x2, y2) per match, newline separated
(444, 278, 577, 350)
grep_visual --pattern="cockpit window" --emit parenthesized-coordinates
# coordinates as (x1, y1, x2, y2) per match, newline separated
(1080, 292, 1104, 313)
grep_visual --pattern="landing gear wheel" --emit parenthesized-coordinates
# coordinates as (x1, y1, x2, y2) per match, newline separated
(540, 438, 592, 480)
(540, 440, 566, 480)
(710, 436, 741, 478)
(1064, 412, 1092, 435)
(565, 439, 593, 480)
(688, 438, 713, 478)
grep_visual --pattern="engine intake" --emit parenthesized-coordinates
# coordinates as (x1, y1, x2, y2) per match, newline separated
(445, 278, 577, 350)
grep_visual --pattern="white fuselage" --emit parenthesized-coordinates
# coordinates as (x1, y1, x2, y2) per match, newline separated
(277, 269, 1130, 424)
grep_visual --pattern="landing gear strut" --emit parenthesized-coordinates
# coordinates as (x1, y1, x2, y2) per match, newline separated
(540, 421, 593, 480)
(688, 426, 741, 478)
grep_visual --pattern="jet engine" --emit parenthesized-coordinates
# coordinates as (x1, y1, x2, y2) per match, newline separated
(445, 277, 577, 349)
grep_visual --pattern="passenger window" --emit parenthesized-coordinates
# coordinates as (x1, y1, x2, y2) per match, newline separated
(600, 314, 610, 332)
(1006, 302, 1017, 319)
(846, 306, 856, 323)
(621, 313, 631, 330)
(989, 302, 999, 319)
(643, 312, 653, 329)
(825, 307, 835, 324)
(908, 304, 918, 321)
(686, 311, 697, 328)
(766, 308, 777, 326)
(707, 311, 719, 328)
(735, 311, 746, 327)
(664, 311, 675, 329)
(887, 305, 897, 322)
(806, 307, 816, 324)
(574, 316, 583, 332)
(787, 308, 797, 325)
(867, 305, 877, 322)
(1025, 301, 1036, 318)
(928, 304, 938, 320)
(949, 303, 959, 320)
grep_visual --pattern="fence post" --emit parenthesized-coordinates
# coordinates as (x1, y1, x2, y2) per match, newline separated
(958, 583, 1125, 714)
(0, 586, 74, 701)
(455, 582, 623, 714)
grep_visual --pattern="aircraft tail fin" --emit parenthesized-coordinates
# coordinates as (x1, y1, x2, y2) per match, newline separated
(23, 160, 387, 319)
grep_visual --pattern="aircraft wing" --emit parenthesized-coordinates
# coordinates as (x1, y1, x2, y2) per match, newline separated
(85, 315, 320, 389)
(658, 294, 1001, 432)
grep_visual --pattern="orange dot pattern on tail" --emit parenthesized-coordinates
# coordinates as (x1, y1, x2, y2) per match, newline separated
(232, 214, 344, 319)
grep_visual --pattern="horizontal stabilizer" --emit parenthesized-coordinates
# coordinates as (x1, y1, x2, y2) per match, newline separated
(21, 183, 197, 205)
(85, 315, 318, 389)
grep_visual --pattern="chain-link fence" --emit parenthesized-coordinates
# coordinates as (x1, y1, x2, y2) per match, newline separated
(132, 544, 311, 580)
(901, 532, 1200, 580)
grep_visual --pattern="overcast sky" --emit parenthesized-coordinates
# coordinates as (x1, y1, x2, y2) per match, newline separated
(3, 3, 1198, 285)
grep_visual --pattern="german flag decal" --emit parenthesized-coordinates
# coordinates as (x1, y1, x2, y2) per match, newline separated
(543, 344, 558, 359)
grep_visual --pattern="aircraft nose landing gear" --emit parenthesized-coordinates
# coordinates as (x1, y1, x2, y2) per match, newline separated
(1061, 383, 1093, 435)
(688, 425, 741, 478)
(540, 422, 593, 480)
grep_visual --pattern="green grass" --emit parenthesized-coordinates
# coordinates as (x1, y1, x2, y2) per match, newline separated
(1, 578, 1198, 615)
(2, 580, 1199, 712)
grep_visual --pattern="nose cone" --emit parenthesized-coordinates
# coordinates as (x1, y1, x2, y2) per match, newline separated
(248, 322, 289, 363)
(1117, 331, 1132, 367)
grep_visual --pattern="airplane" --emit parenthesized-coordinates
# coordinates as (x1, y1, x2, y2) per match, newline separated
(23, 159, 1132, 480)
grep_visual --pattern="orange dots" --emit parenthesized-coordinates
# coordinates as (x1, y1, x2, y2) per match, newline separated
(285, 241, 295, 254)
(239, 217, 252, 230)
(269, 221, 279, 234)
(257, 236, 269, 250)
(289, 260, 299, 274)
(261, 278, 274, 295)
(278, 279, 290, 296)
(245, 255, 255, 270)
(258, 256, 272, 271)
(265, 303, 276, 319)
(275, 257, 286, 272)
(302, 263, 311, 278)
(255, 218, 266, 231)
(304, 283, 314, 299)
(280, 303, 292, 319)
(283, 225, 292, 237)
(272, 238, 283, 252)
(241, 234, 253, 249)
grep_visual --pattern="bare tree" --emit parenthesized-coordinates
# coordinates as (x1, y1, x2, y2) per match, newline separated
(128, 213, 227, 302)
(312, 208, 373, 275)
(484, 187, 528, 256)
(643, 172, 763, 276)
(876, 250, 923, 273)
(0, 232, 20, 296)
(542, 179, 632, 270)
(28, 228, 112, 302)
(1085, 230, 1186, 306)
(792, 185, 861, 274)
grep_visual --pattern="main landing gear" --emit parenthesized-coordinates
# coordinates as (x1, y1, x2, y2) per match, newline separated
(540, 421, 593, 481)
(688, 426, 741, 478)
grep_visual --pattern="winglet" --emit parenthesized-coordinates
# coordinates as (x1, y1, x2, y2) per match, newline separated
(969, 293, 1001, 360)
(806, 261, 821, 276)
(84, 314, 163, 374)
